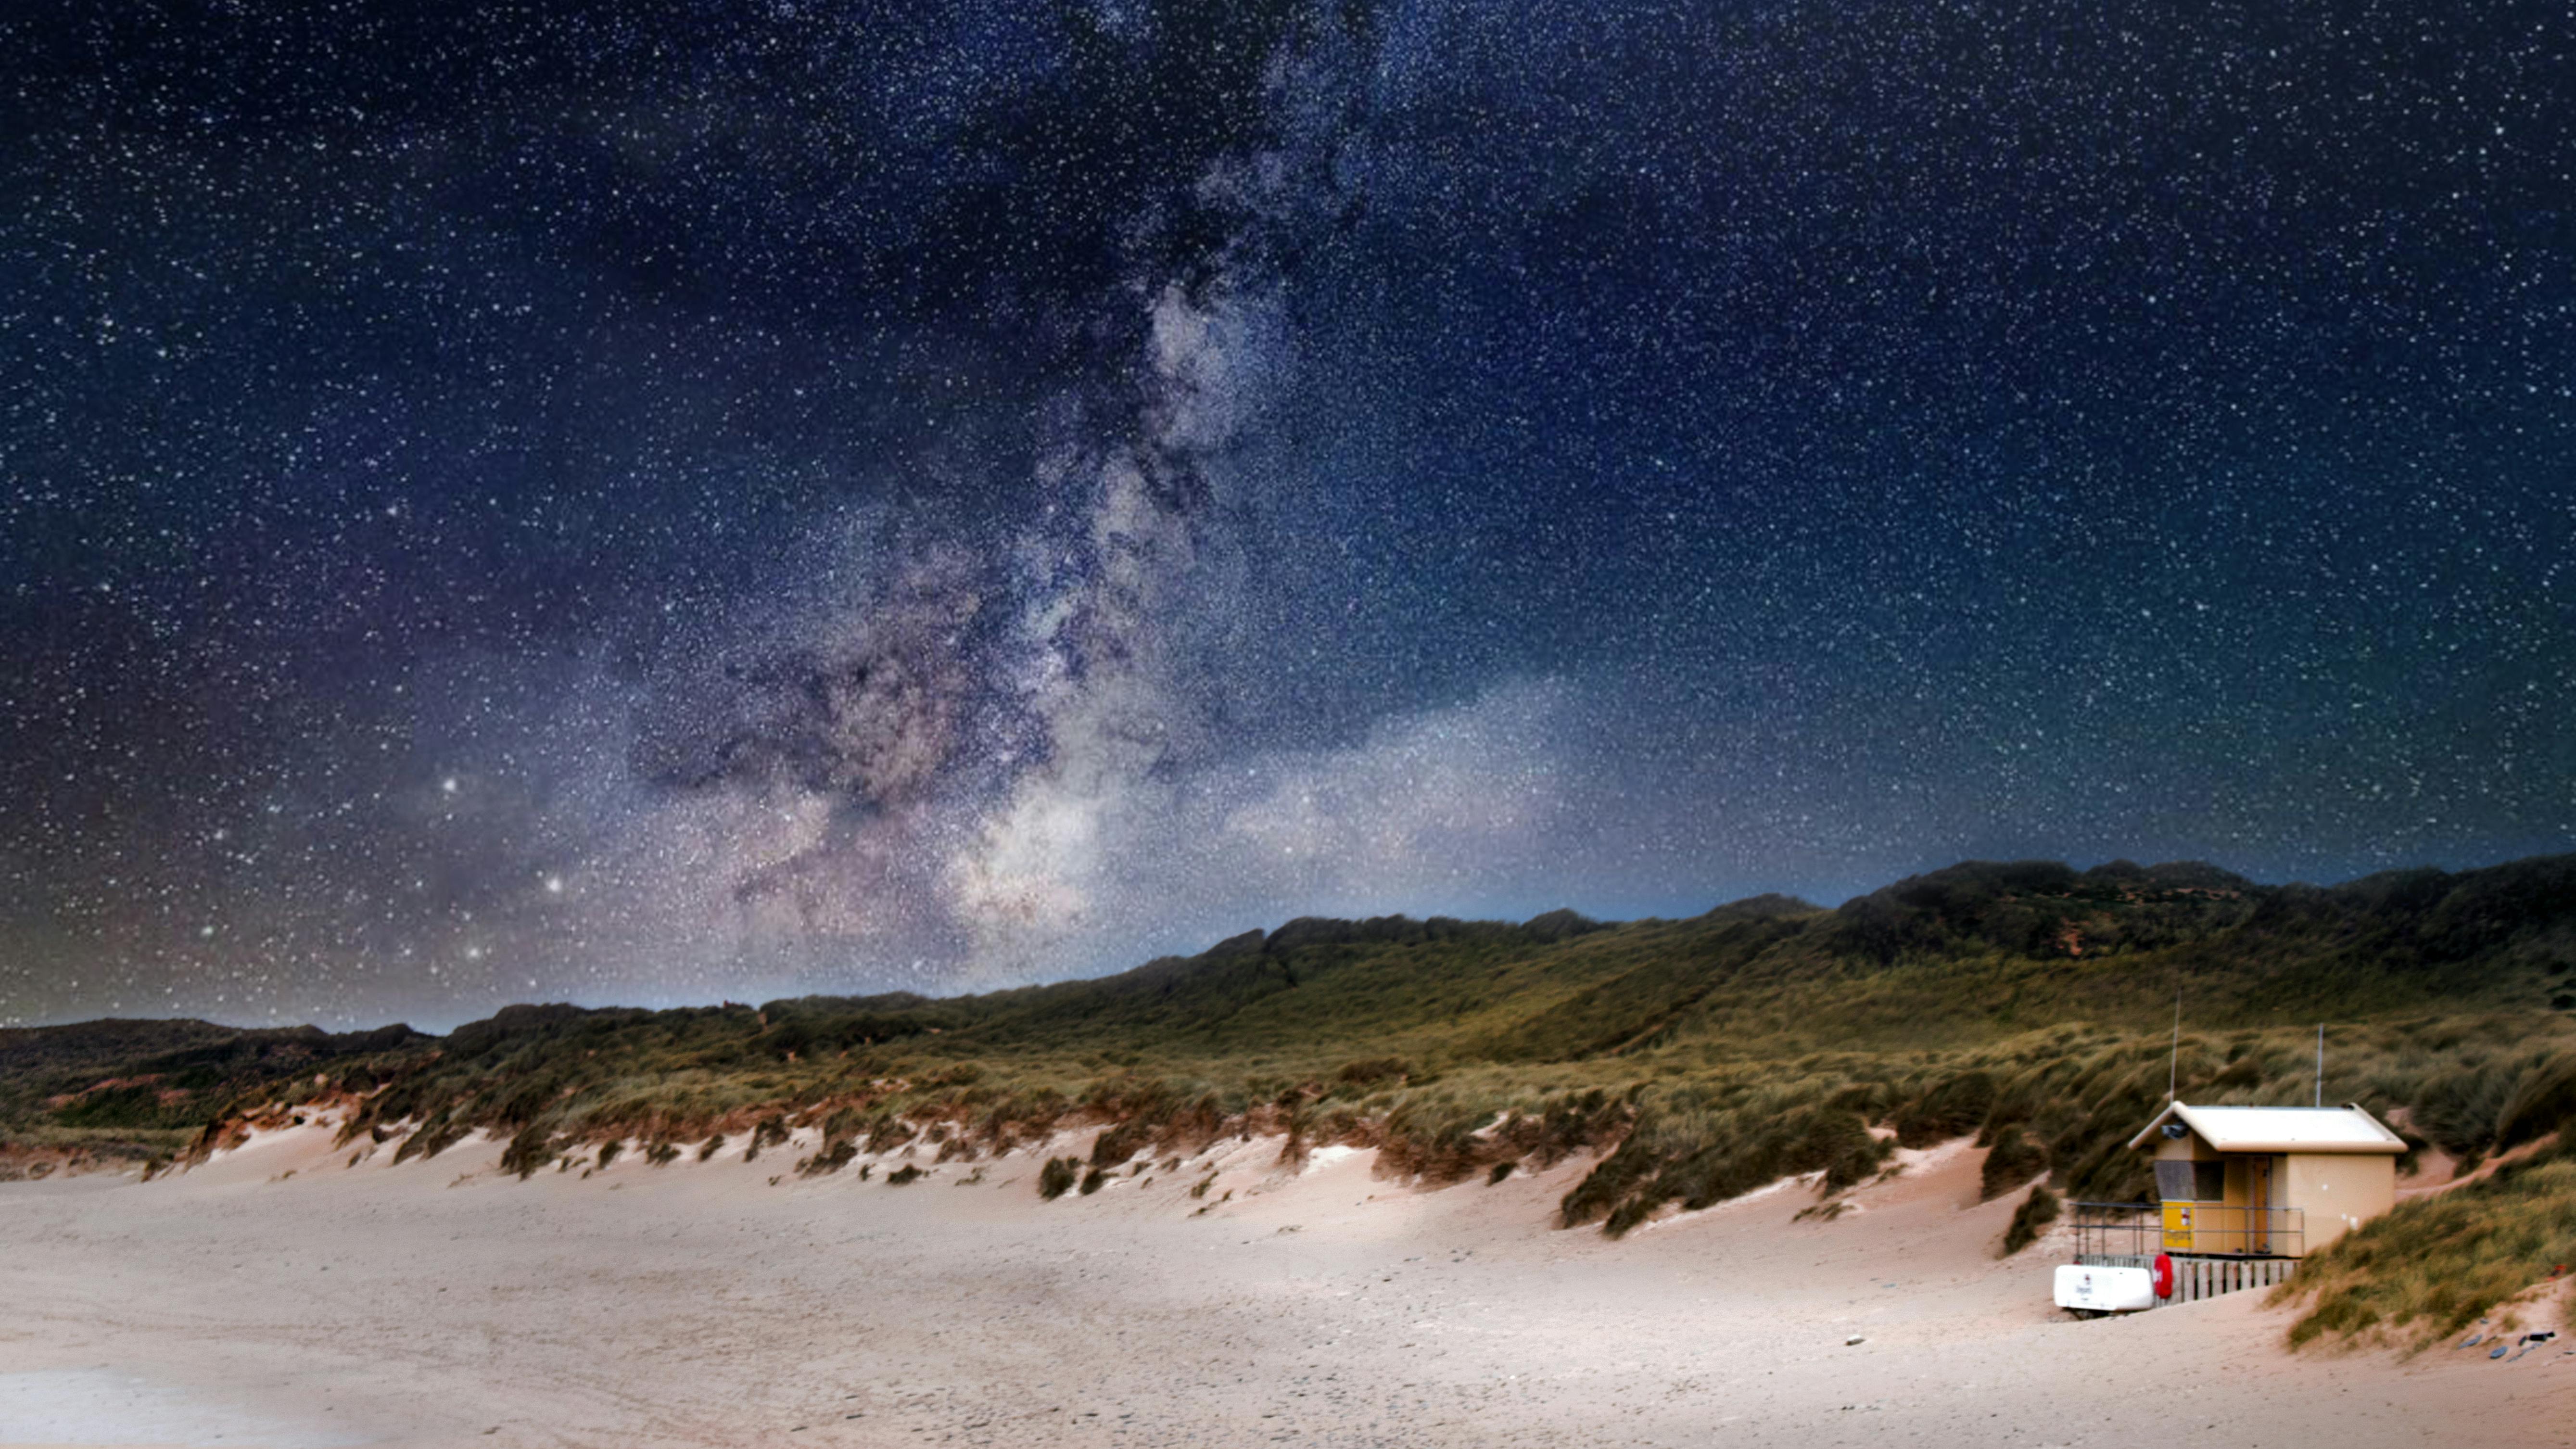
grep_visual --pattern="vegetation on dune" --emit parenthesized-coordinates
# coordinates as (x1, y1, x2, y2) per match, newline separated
(1979, 1125, 2050, 1202)
(0, 1018, 425, 1175)
(1038, 1156, 1081, 1200)
(2276, 1042, 2576, 1347)
(799, 1137, 860, 1178)
(6, 853, 2576, 1339)
(2284, 1145, 2576, 1348)
(2002, 1184, 2062, 1256)
(501, 1124, 559, 1180)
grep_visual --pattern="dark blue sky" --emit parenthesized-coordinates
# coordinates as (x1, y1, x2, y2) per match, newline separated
(4, 0, 2572, 1029)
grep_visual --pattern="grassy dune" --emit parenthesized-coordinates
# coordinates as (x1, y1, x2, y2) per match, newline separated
(9, 852, 2576, 1345)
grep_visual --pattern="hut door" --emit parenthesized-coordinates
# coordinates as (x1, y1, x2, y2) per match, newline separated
(2249, 1156, 2273, 1254)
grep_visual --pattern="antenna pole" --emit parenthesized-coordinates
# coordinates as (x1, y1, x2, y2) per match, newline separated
(2169, 985, 2182, 1103)
(2316, 1024, 2325, 1107)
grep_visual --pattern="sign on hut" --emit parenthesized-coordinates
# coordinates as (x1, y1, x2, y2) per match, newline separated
(2055, 1102, 2404, 1312)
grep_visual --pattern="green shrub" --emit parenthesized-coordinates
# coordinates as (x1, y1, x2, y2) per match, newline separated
(1039, 1156, 1080, 1200)
(1091, 1119, 1152, 1167)
(1079, 1166, 1109, 1195)
(1336, 1058, 1411, 1089)
(745, 1115, 789, 1162)
(1891, 1070, 1996, 1147)
(2494, 1051, 2576, 1151)
(2411, 1056, 2532, 1157)
(1562, 1087, 1895, 1237)
(800, 1139, 859, 1177)
(50, 1083, 182, 1130)
(500, 1124, 557, 1180)
(391, 1119, 468, 1165)
(1980, 1126, 2048, 1201)
(886, 1164, 924, 1185)
(2001, 1184, 2061, 1255)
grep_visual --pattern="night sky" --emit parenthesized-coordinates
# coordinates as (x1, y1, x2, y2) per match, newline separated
(5, 1, 2573, 1030)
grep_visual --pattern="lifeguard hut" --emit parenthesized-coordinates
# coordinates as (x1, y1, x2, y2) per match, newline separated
(2060, 1102, 2403, 1309)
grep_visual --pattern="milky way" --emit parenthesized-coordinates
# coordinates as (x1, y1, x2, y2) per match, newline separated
(4, 2, 2573, 1028)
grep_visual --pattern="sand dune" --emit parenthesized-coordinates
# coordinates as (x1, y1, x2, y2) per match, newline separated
(1, 1123, 2567, 1449)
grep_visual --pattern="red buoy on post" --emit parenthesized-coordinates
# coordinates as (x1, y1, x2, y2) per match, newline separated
(2152, 1252, 2176, 1299)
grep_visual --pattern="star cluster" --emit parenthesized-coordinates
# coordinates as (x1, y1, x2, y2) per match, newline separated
(3, 1, 2571, 1028)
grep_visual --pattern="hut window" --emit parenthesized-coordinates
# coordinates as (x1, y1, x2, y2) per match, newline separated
(2156, 1159, 2227, 1201)
(2155, 1160, 2191, 1200)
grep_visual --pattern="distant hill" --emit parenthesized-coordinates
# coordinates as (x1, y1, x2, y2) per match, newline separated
(728, 852, 2574, 1064)
(12, 853, 2575, 1148)
(0, 1019, 422, 1170)
(12, 851, 2573, 1098)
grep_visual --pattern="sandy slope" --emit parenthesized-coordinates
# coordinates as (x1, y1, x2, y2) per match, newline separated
(1, 1122, 2567, 1449)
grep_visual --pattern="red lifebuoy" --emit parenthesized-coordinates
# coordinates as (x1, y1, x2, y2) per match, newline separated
(2152, 1252, 2176, 1299)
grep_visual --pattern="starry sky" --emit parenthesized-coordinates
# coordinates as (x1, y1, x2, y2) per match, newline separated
(4, 0, 2573, 1030)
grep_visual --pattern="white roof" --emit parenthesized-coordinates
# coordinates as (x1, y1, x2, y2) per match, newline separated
(2126, 1102, 2406, 1154)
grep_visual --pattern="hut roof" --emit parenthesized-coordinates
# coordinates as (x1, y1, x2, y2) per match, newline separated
(2125, 1102, 2406, 1155)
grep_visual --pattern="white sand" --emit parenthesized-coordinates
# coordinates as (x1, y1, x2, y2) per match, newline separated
(1, 1126, 2567, 1449)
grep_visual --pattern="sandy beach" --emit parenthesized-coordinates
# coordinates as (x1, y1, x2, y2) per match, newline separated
(2, 1123, 2567, 1449)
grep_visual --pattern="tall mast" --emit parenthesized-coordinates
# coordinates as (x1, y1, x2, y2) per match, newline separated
(2169, 985, 2182, 1103)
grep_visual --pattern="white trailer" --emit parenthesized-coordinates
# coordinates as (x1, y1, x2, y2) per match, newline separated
(2054, 1263, 2155, 1314)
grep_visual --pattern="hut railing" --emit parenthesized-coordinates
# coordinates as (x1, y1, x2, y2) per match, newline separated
(2069, 1201, 2304, 1259)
